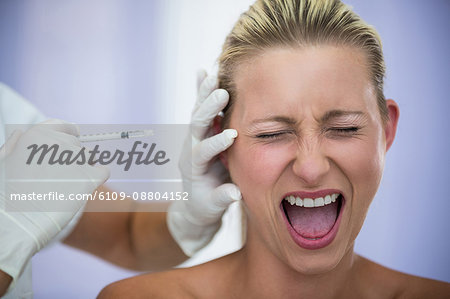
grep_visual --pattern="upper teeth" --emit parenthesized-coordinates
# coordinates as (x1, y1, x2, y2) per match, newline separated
(284, 193, 340, 208)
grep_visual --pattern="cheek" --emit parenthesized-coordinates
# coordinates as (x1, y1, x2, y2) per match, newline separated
(357, 133, 385, 195)
(335, 138, 383, 195)
(341, 140, 383, 186)
(329, 132, 385, 236)
(228, 139, 295, 195)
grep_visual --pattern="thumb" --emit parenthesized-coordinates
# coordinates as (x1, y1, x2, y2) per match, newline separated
(209, 183, 241, 212)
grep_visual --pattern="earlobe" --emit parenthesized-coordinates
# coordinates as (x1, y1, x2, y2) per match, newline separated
(384, 99, 400, 151)
(213, 116, 229, 169)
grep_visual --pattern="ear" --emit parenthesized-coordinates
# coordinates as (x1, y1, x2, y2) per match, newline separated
(384, 99, 400, 152)
(213, 115, 229, 169)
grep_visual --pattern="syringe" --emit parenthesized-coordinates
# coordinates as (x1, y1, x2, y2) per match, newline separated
(78, 130, 153, 142)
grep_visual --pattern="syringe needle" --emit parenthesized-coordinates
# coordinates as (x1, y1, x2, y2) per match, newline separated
(78, 130, 153, 142)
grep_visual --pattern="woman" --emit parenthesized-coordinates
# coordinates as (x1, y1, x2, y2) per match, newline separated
(99, 0, 449, 297)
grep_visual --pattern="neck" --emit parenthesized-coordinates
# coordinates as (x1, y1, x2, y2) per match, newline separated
(232, 227, 359, 299)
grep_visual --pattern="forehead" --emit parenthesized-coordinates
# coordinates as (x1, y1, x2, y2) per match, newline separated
(232, 46, 375, 120)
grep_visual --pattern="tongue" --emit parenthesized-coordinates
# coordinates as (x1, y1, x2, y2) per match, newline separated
(284, 200, 339, 238)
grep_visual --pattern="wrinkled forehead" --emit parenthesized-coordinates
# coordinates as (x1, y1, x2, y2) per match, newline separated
(231, 46, 375, 122)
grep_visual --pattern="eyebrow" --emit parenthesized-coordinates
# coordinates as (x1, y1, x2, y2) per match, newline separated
(249, 110, 365, 126)
(249, 116, 297, 126)
(321, 110, 365, 122)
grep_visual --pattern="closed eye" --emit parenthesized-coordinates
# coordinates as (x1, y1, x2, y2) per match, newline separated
(326, 126, 361, 137)
(331, 127, 360, 133)
(255, 130, 293, 139)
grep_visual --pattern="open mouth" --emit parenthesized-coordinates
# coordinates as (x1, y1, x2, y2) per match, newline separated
(280, 190, 345, 250)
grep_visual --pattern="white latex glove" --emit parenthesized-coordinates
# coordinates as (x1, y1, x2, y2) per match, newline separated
(167, 70, 242, 257)
(0, 119, 109, 291)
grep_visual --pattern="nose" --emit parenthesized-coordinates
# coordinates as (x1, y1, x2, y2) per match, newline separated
(292, 140, 330, 186)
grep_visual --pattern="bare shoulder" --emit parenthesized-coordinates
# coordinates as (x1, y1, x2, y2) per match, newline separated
(97, 254, 235, 299)
(97, 268, 197, 299)
(356, 256, 450, 299)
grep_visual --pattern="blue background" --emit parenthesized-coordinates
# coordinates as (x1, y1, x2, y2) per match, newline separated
(0, 0, 449, 298)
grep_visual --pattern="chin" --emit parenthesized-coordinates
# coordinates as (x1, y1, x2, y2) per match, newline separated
(284, 245, 347, 275)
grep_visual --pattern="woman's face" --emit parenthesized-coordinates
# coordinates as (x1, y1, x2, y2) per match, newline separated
(226, 46, 397, 274)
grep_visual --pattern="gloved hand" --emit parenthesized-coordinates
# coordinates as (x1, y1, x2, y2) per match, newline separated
(0, 119, 110, 291)
(167, 70, 241, 257)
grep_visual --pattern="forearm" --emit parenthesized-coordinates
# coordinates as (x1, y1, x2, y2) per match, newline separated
(63, 187, 187, 271)
(0, 270, 12, 297)
(128, 212, 187, 271)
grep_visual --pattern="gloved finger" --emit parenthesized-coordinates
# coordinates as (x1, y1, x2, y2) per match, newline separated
(197, 75, 217, 105)
(196, 69, 208, 91)
(192, 129, 237, 175)
(192, 74, 218, 116)
(75, 163, 110, 194)
(45, 208, 87, 236)
(191, 89, 229, 141)
(92, 165, 111, 185)
(31, 126, 82, 148)
(84, 164, 110, 185)
(0, 130, 23, 158)
(208, 183, 241, 211)
(38, 119, 80, 137)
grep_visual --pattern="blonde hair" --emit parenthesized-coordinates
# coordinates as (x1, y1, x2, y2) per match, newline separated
(218, 0, 388, 126)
